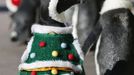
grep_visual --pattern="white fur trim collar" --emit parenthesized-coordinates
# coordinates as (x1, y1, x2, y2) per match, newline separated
(31, 24, 72, 34)
(48, 0, 66, 23)
(19, 60, 82, 72)
(100, 0, 133, 14)
(21, 37, 34, 63)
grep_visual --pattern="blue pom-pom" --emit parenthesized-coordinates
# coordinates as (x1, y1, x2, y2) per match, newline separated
(30, 53, 36, 59)
(61, 43, 67, 49)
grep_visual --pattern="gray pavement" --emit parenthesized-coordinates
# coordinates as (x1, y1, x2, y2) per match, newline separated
(0, 0, 96, 75)
(0, 12, 25, 75)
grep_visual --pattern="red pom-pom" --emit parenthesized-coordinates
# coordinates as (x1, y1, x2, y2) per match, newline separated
(11, 0, 21, 6)
(39, 41, 46, 47)
(68, 54, 75, 61)
(31, 71, 37, 75)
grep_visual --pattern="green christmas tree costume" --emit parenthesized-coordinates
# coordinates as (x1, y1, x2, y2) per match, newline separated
(18, 24, 85, 75)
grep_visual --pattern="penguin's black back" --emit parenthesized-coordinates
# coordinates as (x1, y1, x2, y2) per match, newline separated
(97, 8, 134, 75)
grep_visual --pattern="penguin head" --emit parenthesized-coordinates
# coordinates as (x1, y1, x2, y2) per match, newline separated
(48, 0, 81, 23)
(56, 0, 81, 13)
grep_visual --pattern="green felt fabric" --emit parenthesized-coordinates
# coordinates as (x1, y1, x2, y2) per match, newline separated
(26, 33, 81, 65)
(19, 33, 85, 75)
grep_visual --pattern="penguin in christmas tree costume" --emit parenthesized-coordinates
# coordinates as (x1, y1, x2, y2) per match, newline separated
(18, 24, 85, 75)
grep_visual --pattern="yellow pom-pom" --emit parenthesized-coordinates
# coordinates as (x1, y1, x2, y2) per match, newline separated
(52, 51, 58, 57)
(48, 32, 56, 35)
(51, 68, 58, 75)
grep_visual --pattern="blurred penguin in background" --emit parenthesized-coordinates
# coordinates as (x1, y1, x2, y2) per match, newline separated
(95, 0, 134, 75)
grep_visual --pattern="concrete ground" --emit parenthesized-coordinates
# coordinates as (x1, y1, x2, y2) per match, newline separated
(0, 0, 96, 75)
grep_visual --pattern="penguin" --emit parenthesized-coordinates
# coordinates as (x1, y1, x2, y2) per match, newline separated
(95, 0, 134, 75)
(10, 0, 82, 42)
(74, 0, 105, 54)
(10, 0, 39, 42)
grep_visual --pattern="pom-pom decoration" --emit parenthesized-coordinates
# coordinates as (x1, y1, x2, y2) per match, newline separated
(39, 41, 46, 47)
(52, 51, 59, 57)
(61, 43, 67, 49)
(30, 53, 36, 59)
(6, 0, 21, 12)
(51, 68, 58, 75)
(31, 71, 37, 75)
(11, 0, 21, 6)
(48, 32, 56, 35)
(68, 54, 75, 61)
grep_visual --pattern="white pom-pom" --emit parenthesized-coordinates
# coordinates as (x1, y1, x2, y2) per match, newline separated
(61, 43, 67, 49)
